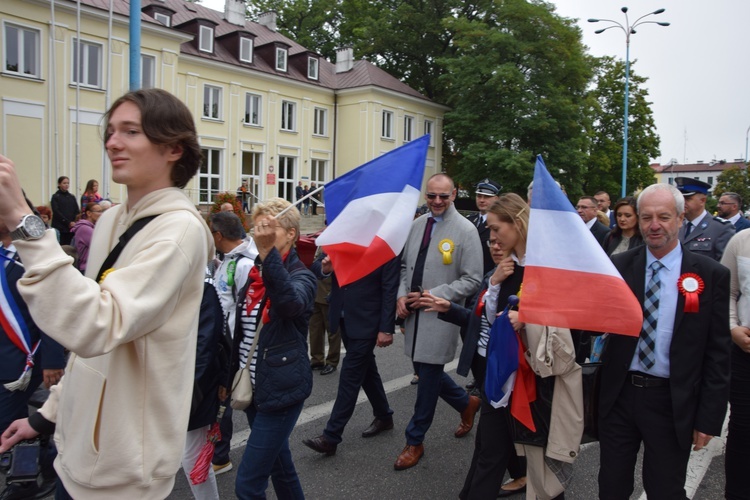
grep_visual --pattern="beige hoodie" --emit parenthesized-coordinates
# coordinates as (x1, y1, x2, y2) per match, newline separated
(15, 188, 213, 499)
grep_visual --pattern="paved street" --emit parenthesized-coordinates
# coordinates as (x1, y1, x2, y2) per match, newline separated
(167, 333, 728, 499)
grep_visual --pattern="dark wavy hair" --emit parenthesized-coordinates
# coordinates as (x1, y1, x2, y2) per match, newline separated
(610, 196, 640, 238)
(103, 89, 201, 189)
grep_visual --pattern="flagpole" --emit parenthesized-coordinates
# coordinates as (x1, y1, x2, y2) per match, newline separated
(274, 185, 325, 219)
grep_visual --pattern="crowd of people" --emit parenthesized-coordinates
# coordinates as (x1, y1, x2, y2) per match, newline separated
(0, 86, 747, 500)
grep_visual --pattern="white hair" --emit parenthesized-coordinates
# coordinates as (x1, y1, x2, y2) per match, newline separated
(637, 183, 685, 214)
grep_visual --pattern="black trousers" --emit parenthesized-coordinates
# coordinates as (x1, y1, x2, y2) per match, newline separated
(726, 345, 750, 500)
(598, 379, 690, 500)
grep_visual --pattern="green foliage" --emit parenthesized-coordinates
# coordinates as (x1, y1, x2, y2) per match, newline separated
(584, 57, 661, 199)
(440, 0, 593, 199)
(714, 166, 750, 211)
(247, 0, 343, 60)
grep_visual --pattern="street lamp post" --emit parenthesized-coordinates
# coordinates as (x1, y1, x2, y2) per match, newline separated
(745, 125, 749, 164)
(589, 7, 670, 199)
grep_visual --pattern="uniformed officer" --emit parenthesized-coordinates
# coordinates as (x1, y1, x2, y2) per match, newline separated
(675, 177, 734, 261)
(467, 178, 501, 275)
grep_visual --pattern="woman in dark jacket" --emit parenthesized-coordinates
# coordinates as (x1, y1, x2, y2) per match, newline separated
(50, 176, 79, 245)
(602, 196, 644, 256)
(232, 198, 315, 500)
(422, 194, 529, 499)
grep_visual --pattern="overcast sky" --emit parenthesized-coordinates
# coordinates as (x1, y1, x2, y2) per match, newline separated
(201, 0, 750, 165)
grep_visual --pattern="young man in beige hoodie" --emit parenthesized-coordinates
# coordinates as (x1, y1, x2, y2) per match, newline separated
(0, 88, 213, 499)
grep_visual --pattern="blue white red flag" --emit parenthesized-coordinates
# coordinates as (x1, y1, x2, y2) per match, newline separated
(0, 251, 39, 391)
(316, 135, 429, 286)
(518, 156, 642, 336)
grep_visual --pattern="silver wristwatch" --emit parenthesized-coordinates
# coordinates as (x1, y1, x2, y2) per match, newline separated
(11, 214, 47, 241)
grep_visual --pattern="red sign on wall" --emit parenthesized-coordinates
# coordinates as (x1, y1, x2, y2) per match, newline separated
(266, 173, 276, 185)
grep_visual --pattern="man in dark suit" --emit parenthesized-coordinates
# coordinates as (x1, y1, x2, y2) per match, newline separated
(595, 190, 617, 228)
(576, 196, 609, 245)
(717, 191, 750, 232)
(1, 224, 66, 498)
(675, 177, 734, 261)
(467, 179, 501, 275)
(301, 253, 399, 455)
(598, 183, 731, 499)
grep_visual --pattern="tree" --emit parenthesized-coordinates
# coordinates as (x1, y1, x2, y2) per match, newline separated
(714, 166, 750, 212)
(247, 0, 343, 60)
(439, 0, 594, 198)
(583, 56, 660, 199)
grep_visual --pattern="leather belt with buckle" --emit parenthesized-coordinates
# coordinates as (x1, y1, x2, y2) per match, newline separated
(629, 372, 669, 388)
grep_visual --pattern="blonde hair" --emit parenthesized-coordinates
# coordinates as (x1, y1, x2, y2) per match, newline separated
(252, 198, 301, 242)
(488, 193, 529, 244)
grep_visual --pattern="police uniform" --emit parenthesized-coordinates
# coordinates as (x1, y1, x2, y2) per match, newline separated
(467, 179, 501, 274)
(675, 177, 734, 261)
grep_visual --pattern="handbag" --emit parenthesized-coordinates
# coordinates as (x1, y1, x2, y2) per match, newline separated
(230, 323, 262, 410)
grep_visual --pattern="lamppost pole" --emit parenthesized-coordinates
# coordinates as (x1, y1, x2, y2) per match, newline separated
(589, 7, 669, 199)
(745, 125, 749, 164)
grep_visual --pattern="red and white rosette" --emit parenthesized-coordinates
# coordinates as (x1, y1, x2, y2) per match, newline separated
(678, 273, 704, 313)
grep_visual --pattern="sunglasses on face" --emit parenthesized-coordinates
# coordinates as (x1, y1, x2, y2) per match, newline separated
(426, 193, 451, 200)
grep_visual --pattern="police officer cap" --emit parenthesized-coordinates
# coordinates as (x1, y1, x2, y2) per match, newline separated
(674, 177, 711, 196)
(475, 178, 501, 196)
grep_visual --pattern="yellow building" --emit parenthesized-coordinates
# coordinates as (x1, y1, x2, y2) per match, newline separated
(0, 0, 446, 210)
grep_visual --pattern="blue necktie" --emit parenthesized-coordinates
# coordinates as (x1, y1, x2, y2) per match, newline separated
(685, 221, 693, 237)
(638, 261, 664, 369)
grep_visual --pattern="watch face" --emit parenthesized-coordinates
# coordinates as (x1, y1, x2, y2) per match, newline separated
(24, 215, 47, 238)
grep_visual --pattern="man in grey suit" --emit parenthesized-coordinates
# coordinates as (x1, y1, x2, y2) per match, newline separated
(577, 196, 610, 245)
(394, 173, 483, 470)
(675, 177, 734, 261)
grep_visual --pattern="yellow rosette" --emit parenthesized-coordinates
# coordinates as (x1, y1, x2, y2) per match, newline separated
(438, 239, 455, 265)
(99, 268, 115, 284)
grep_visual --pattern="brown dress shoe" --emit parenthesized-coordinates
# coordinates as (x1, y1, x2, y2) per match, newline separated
(302, 435, 337, 456)
(454, 394, 481, 438)
(394, 444, 424, 470)
(361, 417, 394, 438)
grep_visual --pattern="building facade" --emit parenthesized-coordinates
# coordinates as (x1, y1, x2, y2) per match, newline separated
(651, 159, 746, 189)
(1, 0, 446, 209)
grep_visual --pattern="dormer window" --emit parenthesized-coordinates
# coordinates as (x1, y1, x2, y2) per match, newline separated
(275, 47, 287, 71)
(199, 26, 214, 53)
(153, 12, 171, 26)
(239, 37, 253, 63)
(308, 57, 319, 80)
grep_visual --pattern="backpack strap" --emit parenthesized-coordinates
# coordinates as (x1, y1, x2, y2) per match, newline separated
(95, 215, 160, 283)
(230, 254, 247, 302)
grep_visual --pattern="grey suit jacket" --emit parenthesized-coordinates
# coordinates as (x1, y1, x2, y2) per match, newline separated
(399, 204, 483, 364)
(679, 211, 734, 261)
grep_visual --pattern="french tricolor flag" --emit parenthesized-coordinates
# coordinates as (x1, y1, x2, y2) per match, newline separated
(518, 156, 642, 337)
(315, 135, 429, 286)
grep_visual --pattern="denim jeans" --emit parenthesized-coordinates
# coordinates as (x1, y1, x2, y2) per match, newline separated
(235, 400, 305, 500)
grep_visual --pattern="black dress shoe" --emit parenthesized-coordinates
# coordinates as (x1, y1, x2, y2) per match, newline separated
(362, 417, 394, 438)
(302, 435, 337, 456)
(311, 363, 325, 370)
(320, 365, 337, 375)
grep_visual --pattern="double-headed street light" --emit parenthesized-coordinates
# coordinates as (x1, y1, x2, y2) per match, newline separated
(589, 7, 670, 198)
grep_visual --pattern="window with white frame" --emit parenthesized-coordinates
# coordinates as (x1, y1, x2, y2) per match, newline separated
(404, 115, 414, 142)
(308, 57, 319, 80)
(153, 12, 171, 26)
(199, 26, 214, 53)
(424, 120, 434, 145)
(4, 23, 40, 77)
(311, 159, 327, 185)
(239, 37, 253, 63)
(313, 107, 327, 136)
(244, 93, 262, 126)
(141, 54, 155, 89)
(275, 47, 287, 71)
(72, 38, 102, 88)
(277, 156, 296, 202)
(199, 148, 222, 203)
(242, 151, 262, 208)
(382, 110, 394, 139)
(203, 85, 222, 120)
(281, 100, 296, 131)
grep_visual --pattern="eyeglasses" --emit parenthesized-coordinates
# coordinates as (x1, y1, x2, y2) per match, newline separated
(576, 205, 596, 210)
(718, 201, 736, 206)
(486, 239, 501, 248)
(426, 193, 451, 200)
